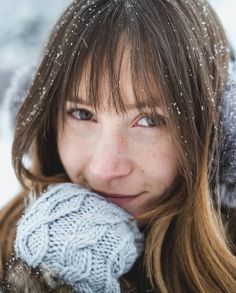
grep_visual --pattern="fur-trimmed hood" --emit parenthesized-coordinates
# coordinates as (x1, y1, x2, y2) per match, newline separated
(3, 62, 236, 209)
(219, 72, 236, 208)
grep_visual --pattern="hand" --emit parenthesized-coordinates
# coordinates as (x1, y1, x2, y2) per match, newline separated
(14, 183, 144, 293)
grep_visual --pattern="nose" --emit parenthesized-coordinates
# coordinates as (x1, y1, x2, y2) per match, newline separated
(88, 129, 133, 182)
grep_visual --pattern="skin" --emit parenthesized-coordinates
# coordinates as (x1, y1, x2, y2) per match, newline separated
(57, 52, 179, 218)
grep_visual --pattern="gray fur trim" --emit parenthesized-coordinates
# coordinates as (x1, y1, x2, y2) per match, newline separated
(219, 76, 236, 208)
(3, 259, 73, 292)
(4, 63, 36, 129)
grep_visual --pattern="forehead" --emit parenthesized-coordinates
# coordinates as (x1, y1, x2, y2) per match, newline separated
(78, 48, 132, 104)
(69, 44, 163, 114)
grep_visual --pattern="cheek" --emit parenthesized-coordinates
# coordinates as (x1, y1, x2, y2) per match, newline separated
(57, 126, 88, 180)
(142, 140, 179, 184)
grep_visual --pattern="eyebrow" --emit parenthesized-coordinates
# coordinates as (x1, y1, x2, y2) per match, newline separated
(66, 97, 159, 110)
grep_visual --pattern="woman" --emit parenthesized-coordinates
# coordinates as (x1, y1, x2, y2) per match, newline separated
(0, 0, 235, 292)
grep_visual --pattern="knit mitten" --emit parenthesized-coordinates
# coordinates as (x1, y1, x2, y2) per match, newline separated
(14, 183, 144, 293)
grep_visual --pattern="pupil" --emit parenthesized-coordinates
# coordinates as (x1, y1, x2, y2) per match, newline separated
(147, 117, 156, 126)
(80, 110, 92, 120)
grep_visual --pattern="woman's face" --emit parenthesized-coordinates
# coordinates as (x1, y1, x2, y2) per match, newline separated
(57, 55, 179, 217)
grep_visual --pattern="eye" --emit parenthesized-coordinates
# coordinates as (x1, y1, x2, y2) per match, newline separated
(136, 115, 166, 127)
(67, 108, 94, 121)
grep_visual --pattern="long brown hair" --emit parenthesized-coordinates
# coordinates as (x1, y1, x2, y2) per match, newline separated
(11, 0, 235, 291)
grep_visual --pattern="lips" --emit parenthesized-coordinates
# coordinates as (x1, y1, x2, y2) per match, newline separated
(92, 189, 142, 207)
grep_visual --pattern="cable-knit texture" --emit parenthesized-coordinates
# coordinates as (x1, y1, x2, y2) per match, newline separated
(14, 183, 144, 293)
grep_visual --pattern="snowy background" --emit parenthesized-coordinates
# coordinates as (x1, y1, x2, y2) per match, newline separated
(0, 0, 236, 207)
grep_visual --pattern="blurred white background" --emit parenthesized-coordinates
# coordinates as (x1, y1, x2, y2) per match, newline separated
(0, 0, 236, 207)
(0, 0, 70, 206)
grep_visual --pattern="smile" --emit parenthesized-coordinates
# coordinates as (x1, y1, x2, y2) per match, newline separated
(92, 189, 143, 207)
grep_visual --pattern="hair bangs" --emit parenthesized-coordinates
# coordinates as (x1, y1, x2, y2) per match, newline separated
(57, 0, 169, 123)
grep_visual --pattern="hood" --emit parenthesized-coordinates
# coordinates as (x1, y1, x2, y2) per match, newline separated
(219, 66, 236, 208)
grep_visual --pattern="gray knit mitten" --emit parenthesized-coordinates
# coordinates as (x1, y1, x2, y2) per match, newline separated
(14, 183, 144, 293)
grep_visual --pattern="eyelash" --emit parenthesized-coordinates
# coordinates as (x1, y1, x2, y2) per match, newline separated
(67, 108, 95, 121)
(66, 108, 167, 128)
(137, 114, 166, 127)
